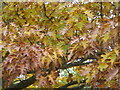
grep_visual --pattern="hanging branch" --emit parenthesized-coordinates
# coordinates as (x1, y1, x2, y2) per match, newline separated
(5, 75, 36, 90)
(58, 80, 86, 88)
(100, 2, 103, 19)
(6, 58, 92, 89)
(2, 51, 9, 61)
(42, 3, 53, 23)
(58, 81, 78, 88)
(48, 3, 59, 17)
(66, 69, 70, 75)
(70, 84, 86, 89)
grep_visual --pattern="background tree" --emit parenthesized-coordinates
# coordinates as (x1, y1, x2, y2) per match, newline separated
(1, 1, 119, 89)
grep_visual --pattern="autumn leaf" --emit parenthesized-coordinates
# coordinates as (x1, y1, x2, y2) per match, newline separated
(98, 63, 108, 71)
(2, 2, 119, 89)
(76, 22, 84, 30)
(103, 32, 110, 42)
(84, 10, 94, 18)
(105, 67, 119, 81)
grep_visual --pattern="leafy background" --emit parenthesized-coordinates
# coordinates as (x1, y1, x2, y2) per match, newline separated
(1, 1, 119, 89)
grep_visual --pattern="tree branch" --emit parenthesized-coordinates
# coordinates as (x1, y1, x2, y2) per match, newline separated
(100, 2, 103, 19)
(1, 2, 7, 8)
(70, 84, 86, 89)
(48, 3, 59, 17)
(58, 81, 78, 88)
(60, 58, 96, 69)
(6, 59, 92, 89)
(2, 51, 9, 61)
(27, 57, 96, 74)
(61, 61, 93, 69)
(58, 80, 86, 88)
(5, 55, 98, 89)
(4, 50, 100, 89)
(5, 75, 36, 90)
(42, 3, 53, 23)
(2, 51, 9, 88)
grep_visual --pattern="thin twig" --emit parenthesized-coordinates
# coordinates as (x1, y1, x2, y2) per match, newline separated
(42, 3, 53, 23)
(100, 2, 103, 19)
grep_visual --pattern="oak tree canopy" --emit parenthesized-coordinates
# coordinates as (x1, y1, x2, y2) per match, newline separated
(1, 1, 119, 89)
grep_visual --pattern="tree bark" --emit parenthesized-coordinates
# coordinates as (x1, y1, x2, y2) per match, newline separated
(5, 75, 36, 90)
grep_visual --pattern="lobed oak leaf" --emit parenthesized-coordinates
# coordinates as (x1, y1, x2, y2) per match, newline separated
(84, 10, 94, 18)
(57, 48, 64, 56)
(108, 54, 116, 64)
(98, 63, 108, 71)
(48, 75, 56, 84)
(103, 32, 110, 42)
(70, 37, 79, 45)
(105, 67, 119, 81)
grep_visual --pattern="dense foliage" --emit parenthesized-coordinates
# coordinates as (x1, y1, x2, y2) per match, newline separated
(1, 1, 119, 89)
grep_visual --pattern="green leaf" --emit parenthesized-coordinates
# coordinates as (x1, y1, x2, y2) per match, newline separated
(114, 49, 119, 56)
(84, 10, 94, 18)
(52, 40, 57, 46)
(57, 41, 65, 47)
(81, 40, 88, 48)
(76, 22, 84, 30)
(73, 15, 79, 22)
(98, 63, 108, 71)
(80, 14, 88, 22)
(57, 25, 65, 31)
(62, 44, 71, 52)
(56, 34, 64, 39)
(67, 7, 72, 12)
(68, 29, 74, 36)
(108, 54, 116, 64)
(103, 32, 110, 42)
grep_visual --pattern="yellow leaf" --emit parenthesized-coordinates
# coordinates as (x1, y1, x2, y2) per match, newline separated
(24, 31, 31, 35)
(53, 51, 57, 60)
(114, 49, 119, 56)
(81, 40, 88, 49)
(57, 48, 63, 56)
(48, 75, 56, 84)
(84, 10, 94, 18)
(98, 63, 108, 71)
(103, 32, 110, 42)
